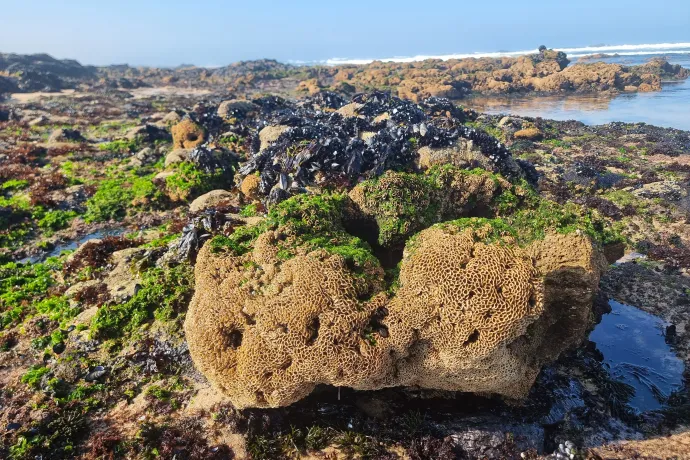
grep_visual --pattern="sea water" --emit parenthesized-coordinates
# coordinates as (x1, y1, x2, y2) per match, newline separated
(589, 299, 685, 412)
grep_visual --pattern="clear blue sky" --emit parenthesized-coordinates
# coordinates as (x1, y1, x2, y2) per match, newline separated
(1, 0, 688, 67)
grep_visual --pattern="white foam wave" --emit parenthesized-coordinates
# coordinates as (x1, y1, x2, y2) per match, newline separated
(323, 42, 690, 66)
(570, 50, 690, 58)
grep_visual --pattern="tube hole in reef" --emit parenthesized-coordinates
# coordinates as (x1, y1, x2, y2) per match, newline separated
(186, 133, 199, 142)
(279, 357, 293, 371)
(255, 391, 267, 405)
(222, 328, 243, 349)
(306, 317, 320, 345)
(463, 329, 480, 347)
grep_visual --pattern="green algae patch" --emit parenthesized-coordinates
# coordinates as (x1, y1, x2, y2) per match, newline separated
(165, 161, 234, 202)
(90, 264, 194, 340)
(209, 193, 379, 275)
(349, 166, 527, 248)
(209, 220, 273, 256)
(0, 257, 72, 330)
(84, 173, 163, 223)
(440, 199, 622, 248)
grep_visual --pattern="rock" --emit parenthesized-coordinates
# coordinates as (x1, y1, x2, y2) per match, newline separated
(185, 206, 605, 408)
(125, 123, 171, 143)
(164, 148, 192, 167)
(171, 119, 205, 149)
(498, 116, 521, 128)
(632, 180, 685, 201)
(416, 139, 483, 170)
(48, 128, 85, 144)
(162, 111, 182, 125)
(45, 184, 88, 212)
(258, 125, 290, 151)
(514, 127, 543, 140)
(335, 102, 365, 118)
(101, 248, 146, 303)
(240, 174, 262, 200)
(131, 147, 159, 166)
(217, 99, 259, 120)
(189, 189, 236, 213)
(587, 431, 690, 459)
(28, 115, 49, 126)
(153, 170, 176, 182)
(443, 418, 544, 458)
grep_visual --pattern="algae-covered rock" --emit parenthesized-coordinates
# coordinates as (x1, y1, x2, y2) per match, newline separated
(184, 180, 612, 408)
(348, 167, 515, 248)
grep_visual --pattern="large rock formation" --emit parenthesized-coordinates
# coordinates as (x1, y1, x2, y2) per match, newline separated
(184, 182, 609, 408)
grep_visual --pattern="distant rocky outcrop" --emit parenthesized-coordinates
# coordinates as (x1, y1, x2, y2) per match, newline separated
(2, 48, 687, 100)
(0, 52, 97, 92)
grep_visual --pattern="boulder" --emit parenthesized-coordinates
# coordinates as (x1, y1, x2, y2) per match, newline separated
(162, 111, 182, 125)
(513, 127, 543, 140)
(240, 174, 261, 200)
(164, 148, 192, 167)
(130, 147, 160, 167)
(48, 128, 85, 144)
(258, 125, 290, 151)
(217, 99, 259, 120)
(189, 189, 236, 213)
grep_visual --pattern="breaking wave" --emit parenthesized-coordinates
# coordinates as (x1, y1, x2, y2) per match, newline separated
(319, 42, 690, 65)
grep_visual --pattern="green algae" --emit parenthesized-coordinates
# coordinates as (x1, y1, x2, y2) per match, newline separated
(0, 257, 66, 330)
(165, 161, 234, 201)
(90, 264, 194, 340)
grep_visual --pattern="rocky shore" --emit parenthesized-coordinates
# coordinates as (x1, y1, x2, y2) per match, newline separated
(2, 48, 688, 102)
(1, 55, 690, 459)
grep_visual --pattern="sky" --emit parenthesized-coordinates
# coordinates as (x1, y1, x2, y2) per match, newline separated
(1, 0, 689, 67)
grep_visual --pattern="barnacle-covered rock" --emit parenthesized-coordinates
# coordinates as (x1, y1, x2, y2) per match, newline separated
(185, 190, 608, 408)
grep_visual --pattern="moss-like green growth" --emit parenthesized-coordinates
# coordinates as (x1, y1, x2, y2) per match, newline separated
(37, 210, 78, 232)
(98, 138, 140, 154)
(352, 166, 526, 248)
(84, 179, 132, 222)
(209, 220, 272, 256)
(21, 365, 50, 389)
(90, 264, 194, 340)
(84, 173, 162, 223)
(2, 179, 29, 191)
(270, 193, 379, 270)
(0, 258, 66, 330)
(442, 198, 623, 247)
(210, 193, 379, 273)
(239, 203, 259, 217)
(165, 161, 234, 202)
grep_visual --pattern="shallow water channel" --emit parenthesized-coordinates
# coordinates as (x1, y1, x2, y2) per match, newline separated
(589, 299, 685, 412)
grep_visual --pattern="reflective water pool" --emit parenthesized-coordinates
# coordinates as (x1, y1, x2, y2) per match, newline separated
(589, 299, 685, 412)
